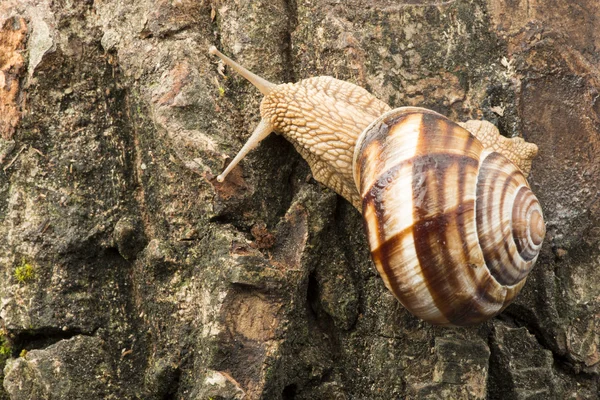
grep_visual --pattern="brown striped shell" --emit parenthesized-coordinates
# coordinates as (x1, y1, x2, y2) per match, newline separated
(353, 107, 545, 326)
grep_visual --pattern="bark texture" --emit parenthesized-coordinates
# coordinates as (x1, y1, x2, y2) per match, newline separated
(0, 0, 599, 399)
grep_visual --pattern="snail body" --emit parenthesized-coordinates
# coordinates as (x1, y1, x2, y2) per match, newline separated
(210, 46, 545, 326)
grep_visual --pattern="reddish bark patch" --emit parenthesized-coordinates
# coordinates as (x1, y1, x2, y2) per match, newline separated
(250, 222, 276, 250)
(0, 17, 27, 140)
(154, 62, 192, 106)
(210, 166, 249, 201)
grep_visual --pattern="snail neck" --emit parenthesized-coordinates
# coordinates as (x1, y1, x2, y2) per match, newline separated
(262, 77, 391, 210)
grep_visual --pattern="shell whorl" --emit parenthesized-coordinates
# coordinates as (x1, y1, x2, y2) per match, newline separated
(353, 107, 545, 326)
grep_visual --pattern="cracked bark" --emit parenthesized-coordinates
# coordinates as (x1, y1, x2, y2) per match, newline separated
(0, 0, 599, 399)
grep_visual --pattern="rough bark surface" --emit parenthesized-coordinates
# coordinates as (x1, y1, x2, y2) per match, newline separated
(0, 0, 598, 399)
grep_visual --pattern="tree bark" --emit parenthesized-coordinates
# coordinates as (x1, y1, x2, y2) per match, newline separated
(0, 0, 598, 399)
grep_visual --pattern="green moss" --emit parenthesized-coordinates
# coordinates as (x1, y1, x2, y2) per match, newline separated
(0, 332, 10, 358)
(0, 331, 10, 400)
(14, 258, 36, 284)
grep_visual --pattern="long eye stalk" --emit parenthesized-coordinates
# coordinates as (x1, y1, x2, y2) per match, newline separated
(209, 46, 275, 95)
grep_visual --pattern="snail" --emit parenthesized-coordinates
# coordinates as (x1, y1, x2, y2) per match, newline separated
(209, 46, 545, 326)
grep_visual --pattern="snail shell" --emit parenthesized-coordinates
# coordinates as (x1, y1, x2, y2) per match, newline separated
(354, 107, 545, 326)
(209, 46, 545, 326)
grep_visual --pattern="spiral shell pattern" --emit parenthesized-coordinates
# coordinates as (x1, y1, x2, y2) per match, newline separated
(352, 107, 545, 326)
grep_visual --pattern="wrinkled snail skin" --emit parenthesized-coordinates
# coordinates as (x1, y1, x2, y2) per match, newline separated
(209, 46, 546, 326)
(260, 76, 392, 208)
